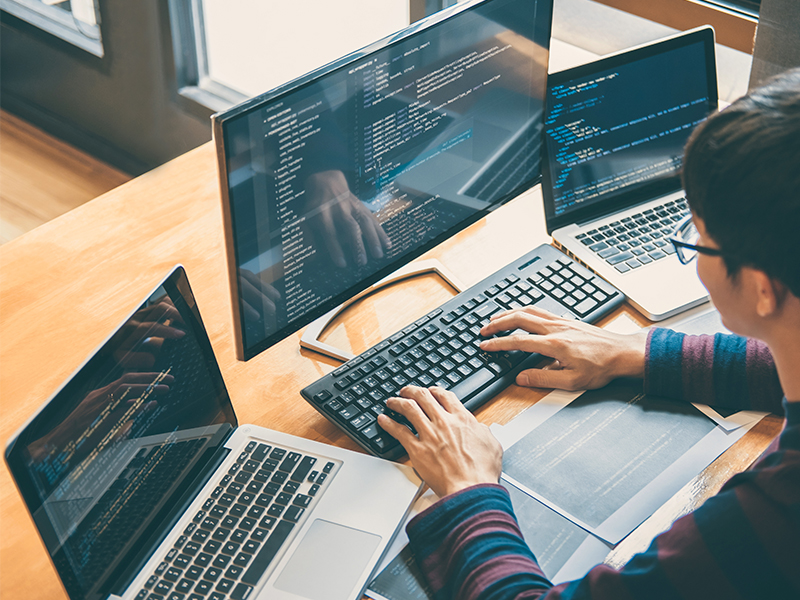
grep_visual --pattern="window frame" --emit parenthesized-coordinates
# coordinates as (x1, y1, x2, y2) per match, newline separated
(0, 0, 103, 56)
(592, 0, 757, 54)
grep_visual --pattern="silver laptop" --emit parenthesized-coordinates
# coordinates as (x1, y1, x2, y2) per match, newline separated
(4, 266, 421, 600)
(541, 27, 716, 321)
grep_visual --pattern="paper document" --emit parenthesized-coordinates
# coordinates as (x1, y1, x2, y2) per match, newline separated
(501, 380, 761, 544)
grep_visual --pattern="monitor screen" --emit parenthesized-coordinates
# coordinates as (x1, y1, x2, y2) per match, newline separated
(214, 0, 553, 360)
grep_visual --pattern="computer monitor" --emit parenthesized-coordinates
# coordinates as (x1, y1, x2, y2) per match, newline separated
(213, 0, 554, 361)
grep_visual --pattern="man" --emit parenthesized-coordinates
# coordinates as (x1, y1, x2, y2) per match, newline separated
(376, 67, 800, 598)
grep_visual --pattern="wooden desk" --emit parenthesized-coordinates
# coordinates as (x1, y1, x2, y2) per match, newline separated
(0, 142, 782, 599)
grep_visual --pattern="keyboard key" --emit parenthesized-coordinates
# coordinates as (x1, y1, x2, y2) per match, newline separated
(588, 241, 608, 252)
(233, 552, 252, 567)
(290, 456, 317, 483)
(212, 554, 231, 568)
(155, 581, 173, 595)
(284, 505, 305, 523)
(338, 404, 360, 420)
(183, 542, 201, 556)
(606, 252, 634, 265)
(573, 298, 599, 315)
(222, 541, 240, 556)
(241, 520, 295, 585)
(231, 583, 253, 600)
(195, 580, 213, 595)
(194, 553, 212, 568)
(351, 412, 376, 430)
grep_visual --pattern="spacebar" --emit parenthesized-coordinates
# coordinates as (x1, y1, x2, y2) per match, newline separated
(241, 520, 295, 585)
(450, 367, 497, 402)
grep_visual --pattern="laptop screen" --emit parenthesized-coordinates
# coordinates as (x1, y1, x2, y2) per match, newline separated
(214, 0, 553, 360)
(542, 28, 717, 233)
(4, 267, 237, 600)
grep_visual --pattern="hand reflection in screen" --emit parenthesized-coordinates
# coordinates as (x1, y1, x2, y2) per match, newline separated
(28, 372, 172, 461)
(305, 170, 391, 268)
(112, 302, 186, 369)
(239, 269, 281, 323)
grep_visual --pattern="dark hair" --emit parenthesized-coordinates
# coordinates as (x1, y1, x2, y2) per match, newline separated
(682, 67, 800, 298)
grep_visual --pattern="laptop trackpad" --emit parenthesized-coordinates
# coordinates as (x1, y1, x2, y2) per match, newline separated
(274, 519, 381, 600)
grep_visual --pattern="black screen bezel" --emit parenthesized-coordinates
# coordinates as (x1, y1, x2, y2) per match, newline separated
(541, 27, 717, 235)
(213, 0, 554, 361)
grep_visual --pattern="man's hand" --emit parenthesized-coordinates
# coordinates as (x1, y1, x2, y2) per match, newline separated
(480, 306, 648, 391)
(305, 170, 391, 268)
(377, 386, 502, 498)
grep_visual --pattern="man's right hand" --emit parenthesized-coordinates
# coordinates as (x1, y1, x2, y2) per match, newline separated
(377, 385, 503, 499)
(479, 306, 648, 391)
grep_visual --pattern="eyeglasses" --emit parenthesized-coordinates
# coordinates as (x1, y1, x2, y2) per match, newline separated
(669, 214, 724, 264)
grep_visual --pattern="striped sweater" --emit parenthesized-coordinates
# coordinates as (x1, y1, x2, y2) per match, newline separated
(406, 329, 799, 599)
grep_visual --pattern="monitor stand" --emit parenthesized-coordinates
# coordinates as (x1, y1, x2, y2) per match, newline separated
(300, 259, 465, 362)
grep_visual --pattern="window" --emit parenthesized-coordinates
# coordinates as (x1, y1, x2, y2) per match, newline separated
(0, 0, 102, 56)
(168, 0, 449, 111)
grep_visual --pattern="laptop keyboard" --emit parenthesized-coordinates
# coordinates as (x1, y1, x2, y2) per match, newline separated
(136, 442, 337, 600)
(576, 198, 689, 273)
(464, 124, 542, 201)
(301, 244, 624, 460)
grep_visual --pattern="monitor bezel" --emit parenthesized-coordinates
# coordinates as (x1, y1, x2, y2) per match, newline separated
(541, 26, 718, 235)
(213, 0, 554, 361)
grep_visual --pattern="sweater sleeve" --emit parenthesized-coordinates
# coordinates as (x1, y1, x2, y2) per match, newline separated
(405, 483, 690, 600)
(406, 484, 553, 600)
(644, 328, 783, 413)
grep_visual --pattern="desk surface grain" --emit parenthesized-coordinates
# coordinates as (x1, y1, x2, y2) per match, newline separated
(0, 141, 782, 599)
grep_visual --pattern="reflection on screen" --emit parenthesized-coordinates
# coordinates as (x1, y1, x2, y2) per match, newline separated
(220, 0, 552, 358)
(545, 41, 711, 217)
(19, 278, 233, 600)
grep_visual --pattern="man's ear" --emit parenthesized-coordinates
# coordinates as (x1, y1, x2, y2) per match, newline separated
(751, 269, 785, 317)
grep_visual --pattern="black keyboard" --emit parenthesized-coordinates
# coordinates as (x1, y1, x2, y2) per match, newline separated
(576, 198, 689, 273)
(136, 442, 338, 600)
(301, 244, 624, 460)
